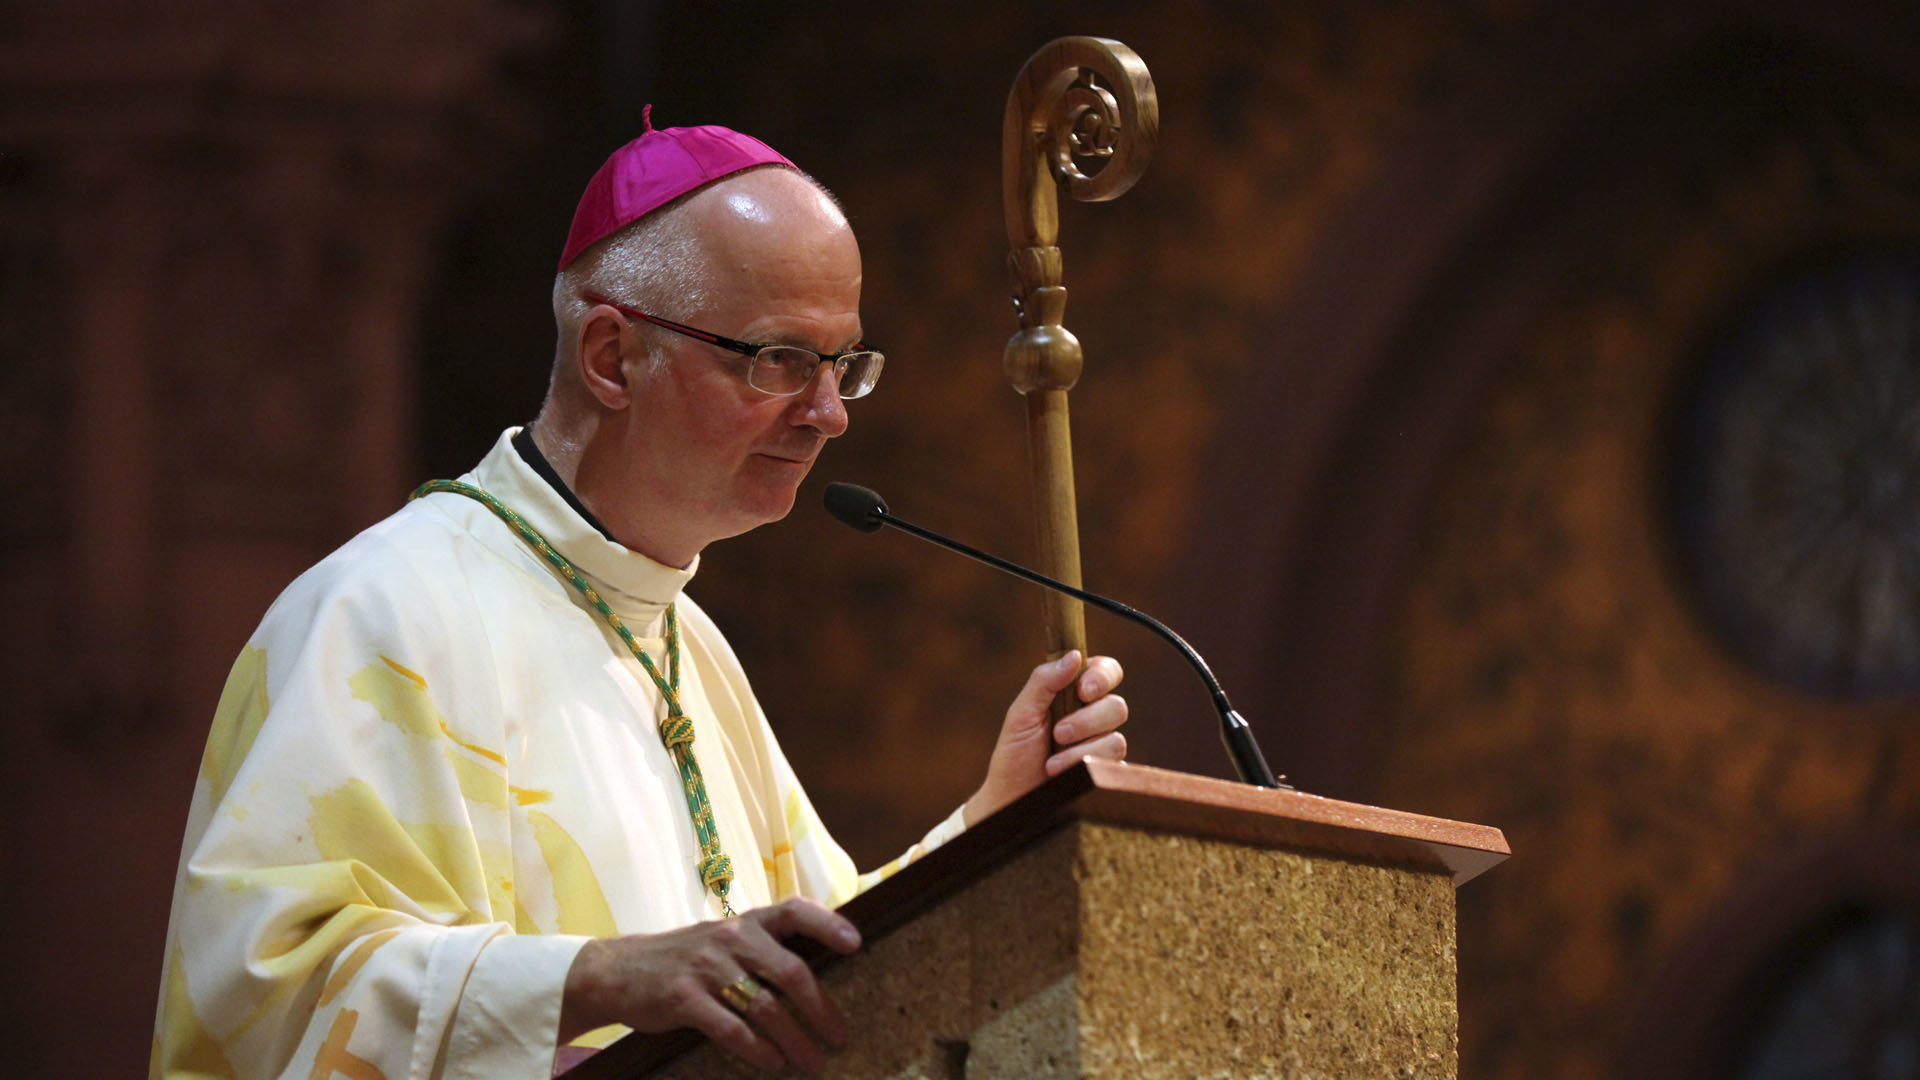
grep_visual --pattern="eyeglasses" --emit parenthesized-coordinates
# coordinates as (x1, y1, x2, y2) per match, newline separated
(582, 293, 884, 400)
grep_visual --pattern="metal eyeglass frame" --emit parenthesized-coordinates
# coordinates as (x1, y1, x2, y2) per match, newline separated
(581, 292, 883, 399)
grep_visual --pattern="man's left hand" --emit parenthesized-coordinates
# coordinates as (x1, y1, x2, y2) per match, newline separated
(962, 651, 1127, 825)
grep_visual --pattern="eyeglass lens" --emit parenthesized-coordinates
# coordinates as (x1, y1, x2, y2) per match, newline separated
(751, 347, 884, 400)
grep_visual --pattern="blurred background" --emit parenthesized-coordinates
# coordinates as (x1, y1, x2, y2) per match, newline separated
(4, 1, 1918, 1076)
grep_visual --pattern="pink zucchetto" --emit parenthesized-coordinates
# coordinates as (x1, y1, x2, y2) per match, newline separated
(556, 104, 796, 271)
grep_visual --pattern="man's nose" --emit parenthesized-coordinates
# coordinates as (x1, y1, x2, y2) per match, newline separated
(790, 359, 849, 436)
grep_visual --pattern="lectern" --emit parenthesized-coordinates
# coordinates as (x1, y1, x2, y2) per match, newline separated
(564, 760, 1508, 1079)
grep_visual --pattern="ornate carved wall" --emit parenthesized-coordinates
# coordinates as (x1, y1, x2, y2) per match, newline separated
(1378, 59, 1920, 1077)
(1170, 8, 1920, 1078)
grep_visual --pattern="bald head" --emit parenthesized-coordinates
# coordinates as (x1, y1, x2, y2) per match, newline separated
(678, 169, 856, 321)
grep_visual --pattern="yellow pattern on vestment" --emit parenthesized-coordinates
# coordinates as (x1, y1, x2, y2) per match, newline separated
(199, 646, 269, 809)
(528, 810, 619, 938)
(151, 428, 967, 1079)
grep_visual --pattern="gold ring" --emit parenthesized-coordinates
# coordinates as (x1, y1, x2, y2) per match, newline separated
(718, 974, 764, 1013)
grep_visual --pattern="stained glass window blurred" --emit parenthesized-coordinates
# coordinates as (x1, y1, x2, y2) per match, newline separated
(1668, 254, 1920, 699)
(1736, 912, 1920, 1080)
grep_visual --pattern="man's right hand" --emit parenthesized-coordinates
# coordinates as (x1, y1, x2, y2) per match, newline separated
(559, 898, 862, 1073)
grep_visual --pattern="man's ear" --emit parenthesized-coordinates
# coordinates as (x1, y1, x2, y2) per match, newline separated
(578, 306, 636, 409)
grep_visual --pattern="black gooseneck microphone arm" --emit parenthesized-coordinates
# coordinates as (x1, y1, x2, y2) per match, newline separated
(824, 482, 1288, 789)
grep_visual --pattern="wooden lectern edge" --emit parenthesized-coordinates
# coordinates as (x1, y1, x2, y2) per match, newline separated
(1071, 759, 1512, 886)
(562, 761, 1508, 1079)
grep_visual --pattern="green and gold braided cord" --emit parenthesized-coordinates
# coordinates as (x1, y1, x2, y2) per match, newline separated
(411, 479, 736, 916)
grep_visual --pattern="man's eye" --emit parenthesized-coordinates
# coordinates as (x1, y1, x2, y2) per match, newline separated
(762, 348, 813, 371)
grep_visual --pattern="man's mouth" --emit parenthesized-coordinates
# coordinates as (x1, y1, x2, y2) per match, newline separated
(754, 452, 815, 468)
(756, 444, 822, 465)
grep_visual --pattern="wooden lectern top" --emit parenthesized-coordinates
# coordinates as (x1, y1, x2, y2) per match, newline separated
(1052, 760, 1509, 884)
(563, 761, 1507, 1078)
(837, 760, 1508, 952)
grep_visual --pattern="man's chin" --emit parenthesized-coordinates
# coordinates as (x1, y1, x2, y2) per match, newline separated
(723, 472, 808, 533)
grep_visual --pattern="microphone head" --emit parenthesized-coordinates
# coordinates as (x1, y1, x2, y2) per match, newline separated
(823, 482, 888, 533)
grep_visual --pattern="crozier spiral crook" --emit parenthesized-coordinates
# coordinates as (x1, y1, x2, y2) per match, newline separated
(1005, 37, 1157, 247)
(1001, 37, 1158, 725)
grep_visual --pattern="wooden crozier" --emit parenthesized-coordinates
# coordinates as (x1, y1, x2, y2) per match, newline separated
(1001, 37, 1157, 723)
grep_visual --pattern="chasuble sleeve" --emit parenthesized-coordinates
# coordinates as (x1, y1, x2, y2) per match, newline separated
(152, 528, 583, 1080)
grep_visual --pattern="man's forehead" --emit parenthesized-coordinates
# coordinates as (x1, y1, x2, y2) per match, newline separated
(694, 176, 860, 279)
(731, 294, 866, 350)
(759, 325, 868, 351)
(651, 168, 863, 350)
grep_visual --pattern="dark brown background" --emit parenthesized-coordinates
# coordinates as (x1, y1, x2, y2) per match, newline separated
(3, 2, 1917, 1077)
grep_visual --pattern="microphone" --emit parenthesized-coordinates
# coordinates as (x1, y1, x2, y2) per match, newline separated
(823, 482, 1289, 789)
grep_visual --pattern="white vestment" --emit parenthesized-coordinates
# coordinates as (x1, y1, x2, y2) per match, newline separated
(152, 429, 965, 1079)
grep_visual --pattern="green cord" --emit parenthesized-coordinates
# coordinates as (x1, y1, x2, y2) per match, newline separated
(411, 479, 736, 917)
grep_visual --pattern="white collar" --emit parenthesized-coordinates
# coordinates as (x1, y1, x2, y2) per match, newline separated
(465, 427, 699, 629)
